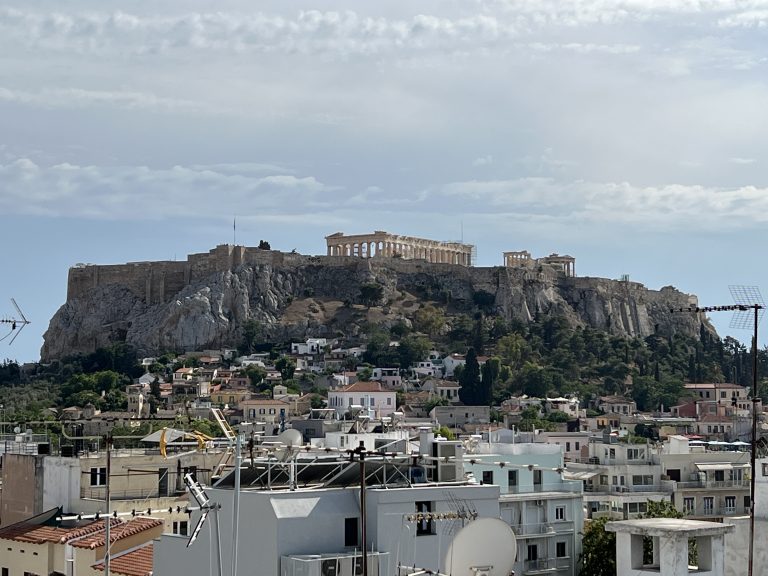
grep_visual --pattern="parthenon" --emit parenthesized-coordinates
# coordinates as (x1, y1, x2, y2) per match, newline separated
(325, 231, 474, 266)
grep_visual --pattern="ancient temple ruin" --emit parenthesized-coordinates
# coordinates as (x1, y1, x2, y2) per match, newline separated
(325, 231, 474, 266)
(504, 250, 576, 277)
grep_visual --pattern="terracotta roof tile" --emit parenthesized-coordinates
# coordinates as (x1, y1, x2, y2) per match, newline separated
(72, 517, 163, 549)
(93, 543, 154, 576)
(340, 381, 385, 393)
(0, 519, 112, 544)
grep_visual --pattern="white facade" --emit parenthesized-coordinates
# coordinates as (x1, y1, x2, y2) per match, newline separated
(153, 483, 501, 576)
(327, 383, 397, 418)
(462, 442, 583, 576)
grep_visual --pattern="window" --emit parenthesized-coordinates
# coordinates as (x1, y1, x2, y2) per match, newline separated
(527, 544, 538, 561)
(269, 408, 276, 415)
(721, 391, 727, 398)
(173, 521, 189, 536)
(555, 506, 565, 521)
(627, 449, 645, 460)
(556, 542, 567, 558)
(703, 496, 714, 515)
(762, 463, 768, 477)
(416, 501, 435, 535)
(90, 467, 107, 486)
(533, 469, 542, 487)
(725, 496, 736, 513)
(3, 568, 8, 576)
(345, 517, 359, 547)
(258, 408, 266, 415)
(508, 470, 518, 489)
(575, 442, 580, 451)
(387, 397, 392, 406)
(683, 497, 695, 514)
(632, 475, 653, 485)
(482, 470, 494, 485)
(566, 442, 571, 452)
(599, 475, 608, 485)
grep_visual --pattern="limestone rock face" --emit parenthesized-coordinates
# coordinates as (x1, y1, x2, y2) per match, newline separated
(41, 253, 714, 361)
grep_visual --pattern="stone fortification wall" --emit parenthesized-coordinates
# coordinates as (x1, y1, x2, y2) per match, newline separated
(47, 245, 714, 361)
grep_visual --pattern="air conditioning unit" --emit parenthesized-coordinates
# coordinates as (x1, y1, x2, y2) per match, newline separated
(470, 567, 492, 576)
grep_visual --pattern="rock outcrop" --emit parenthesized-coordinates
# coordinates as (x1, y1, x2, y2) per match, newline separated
(41, 247, 714, 361)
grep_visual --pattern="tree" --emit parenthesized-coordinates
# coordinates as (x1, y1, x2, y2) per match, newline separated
(274, 357, 296, 382)
(480, 357, 501, 405)
(359, 283, 384, 308)
(398, 334, 431, 370)
(240, 320, 263, 354)
(580, 517, 616, 576)
(413, 305, 446, 337)
(458, 348, 482, 404)
(258, 240, 271, 250)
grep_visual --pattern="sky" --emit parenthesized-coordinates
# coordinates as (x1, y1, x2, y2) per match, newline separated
(1, 0, 767, 364)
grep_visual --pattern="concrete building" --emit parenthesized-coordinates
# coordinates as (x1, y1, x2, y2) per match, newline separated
(430, 405, 491, 430)
(463, 442, 583, 576)
(0, 508, 162, 576)
(153, 434, 500, 576)
(605, 518, 733, 576)
(565, 437, 670, 519)
(1, 448, 224, 533)
(327, 382, 397, 419)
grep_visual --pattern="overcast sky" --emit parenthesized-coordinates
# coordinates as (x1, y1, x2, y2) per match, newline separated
(1, 0, 767, 363)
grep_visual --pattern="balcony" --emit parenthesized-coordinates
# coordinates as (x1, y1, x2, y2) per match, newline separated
(676, 479, 749, 490)
(514, 521, 575, 537)
(80, 486, 178, 500)
(505, 481, 583, 495)
(522, 557, 571, 574)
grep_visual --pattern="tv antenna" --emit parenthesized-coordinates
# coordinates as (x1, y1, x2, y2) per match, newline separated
(0, 298, 30, 345)
(671, 284, 764, 576)
(184, 473, 223, 576)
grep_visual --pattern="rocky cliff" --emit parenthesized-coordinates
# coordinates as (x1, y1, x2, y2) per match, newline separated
(41, 248, 714, 361)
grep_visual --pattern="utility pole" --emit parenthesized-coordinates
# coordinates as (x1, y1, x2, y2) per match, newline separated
(352, 441, 368, 576)
(672, 285, 764, 576)
(105, 435, 112, 576)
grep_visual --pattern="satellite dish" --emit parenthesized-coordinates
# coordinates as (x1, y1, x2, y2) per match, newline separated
(443, 518, 517, 576)
(276, 428, 303, 447)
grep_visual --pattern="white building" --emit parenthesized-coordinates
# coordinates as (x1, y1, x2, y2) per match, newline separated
(327, 382, 397, 418)
(153, 438, 501, 576)
(463, 441, 583, 576)
(291, 338, 328, 355)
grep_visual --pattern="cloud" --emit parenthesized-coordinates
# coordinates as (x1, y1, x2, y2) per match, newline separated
(0, 85, 210, 113)
(0, 159, 337, 220)
(439, 178, 768, 228)
(729, 157, 756, 165)
(472, 155, 494, 167)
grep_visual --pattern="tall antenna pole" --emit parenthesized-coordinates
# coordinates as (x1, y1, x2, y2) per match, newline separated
(105, 436, 112, 576)
(672, 285, 764, 576)
(233, 217, 237, 246)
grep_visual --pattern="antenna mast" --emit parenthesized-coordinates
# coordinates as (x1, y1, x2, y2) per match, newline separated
(0, 299, 31, 345)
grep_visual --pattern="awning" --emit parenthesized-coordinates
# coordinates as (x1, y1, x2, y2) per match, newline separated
(563, 469, 603, 481)
(694, 463, 748, 471)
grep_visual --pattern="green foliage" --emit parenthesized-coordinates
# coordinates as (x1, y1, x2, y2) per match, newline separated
(274, 356, 296, 381)
(359, 283, 384, 308)
(458, 348, 483, 404)
(433, 425, 455, 440)
(412, 305, 446, 337)
(546, 410, 570, 423)
(580, 517, 616, 576)
(424, 396, 449, 413)
(398, 334, 432, 370)
(240, 320, 263, 354)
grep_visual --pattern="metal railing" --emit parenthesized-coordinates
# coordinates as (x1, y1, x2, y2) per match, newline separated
(514, 521, 574, 536)
(505, 481, 582, 494)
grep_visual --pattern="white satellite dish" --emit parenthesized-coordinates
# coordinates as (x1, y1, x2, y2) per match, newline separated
(443, 518, 517, 576)
(276, 428, 303, 447)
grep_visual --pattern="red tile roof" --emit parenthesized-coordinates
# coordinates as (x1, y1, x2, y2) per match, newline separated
(0, 519, 115, 545)
(93, 543, 153, 576)
(72, 518, 163, 549)
(340, 381, 385, 393)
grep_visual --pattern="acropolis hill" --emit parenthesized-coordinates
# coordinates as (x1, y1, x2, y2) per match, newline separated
(42, 234, 712, 361)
